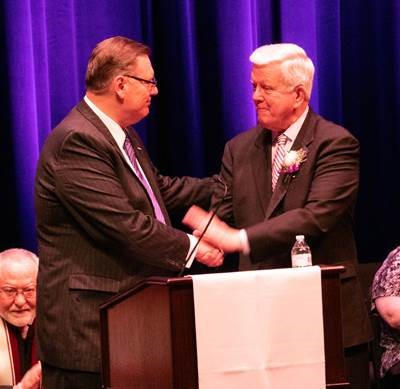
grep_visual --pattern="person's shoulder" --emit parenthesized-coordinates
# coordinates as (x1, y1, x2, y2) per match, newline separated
(310, 110, 357, 141)
(373, 246, 400, 285)
(226, 125, 264, 147)
(384, 246, 400, 265)
(57, 101, 93, 132)
(47, 101, 98, 141)
(39, 102, 104, 161)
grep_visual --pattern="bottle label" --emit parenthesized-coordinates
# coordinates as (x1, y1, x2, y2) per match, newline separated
(291, 254, 312, 267)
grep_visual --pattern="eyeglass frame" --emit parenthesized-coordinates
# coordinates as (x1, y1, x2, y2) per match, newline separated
(0, 286, 36, 300)
(123, 74, 158, 88)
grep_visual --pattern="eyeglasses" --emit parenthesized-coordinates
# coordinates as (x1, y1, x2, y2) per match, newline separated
(123, 74, 158, 88)
(0, 286, 36, 300)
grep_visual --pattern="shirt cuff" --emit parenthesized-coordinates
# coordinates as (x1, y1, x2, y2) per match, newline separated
(239, 229, 250, 255)
(185, 234, 199, 268)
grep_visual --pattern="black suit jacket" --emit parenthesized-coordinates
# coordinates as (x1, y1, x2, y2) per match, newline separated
(213, 109, 372, 348)
(35, 100, 216, 372)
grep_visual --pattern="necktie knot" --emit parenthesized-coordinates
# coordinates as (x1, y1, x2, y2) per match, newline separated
(271, 134, 287, 191)
(276, 134, 287, 146)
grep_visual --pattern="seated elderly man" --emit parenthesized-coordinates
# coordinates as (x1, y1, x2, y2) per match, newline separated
(0, 248, 41, 389)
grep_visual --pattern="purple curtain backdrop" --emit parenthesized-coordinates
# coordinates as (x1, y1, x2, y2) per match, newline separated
(0, 0, 399, 262)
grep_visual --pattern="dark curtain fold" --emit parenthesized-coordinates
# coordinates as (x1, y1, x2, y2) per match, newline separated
(0, 0, 399, 262)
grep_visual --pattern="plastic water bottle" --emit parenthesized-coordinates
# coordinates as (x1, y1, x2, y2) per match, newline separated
(291, 235, 312, 267)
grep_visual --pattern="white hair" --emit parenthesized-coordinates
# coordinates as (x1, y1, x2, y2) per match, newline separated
(249, 43, 315, 100)
(0, 248, 39, 268)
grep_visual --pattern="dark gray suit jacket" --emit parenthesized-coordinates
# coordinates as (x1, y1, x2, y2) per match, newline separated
(35, 100, 216, 372)
(213, 109, 372, 348)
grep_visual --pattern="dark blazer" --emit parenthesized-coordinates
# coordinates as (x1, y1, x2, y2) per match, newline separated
(35, 100, 216, 372)
(213, 109, 372, 348)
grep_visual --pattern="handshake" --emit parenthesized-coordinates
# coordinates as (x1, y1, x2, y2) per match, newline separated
(182, 205, 243, 268)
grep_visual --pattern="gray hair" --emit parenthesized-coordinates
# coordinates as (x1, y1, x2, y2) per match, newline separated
(249, 43, 315, 100)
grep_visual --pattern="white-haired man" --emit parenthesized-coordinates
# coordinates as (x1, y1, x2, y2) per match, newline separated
(183, 43, 372, 389)
(0, 248, 41, 389)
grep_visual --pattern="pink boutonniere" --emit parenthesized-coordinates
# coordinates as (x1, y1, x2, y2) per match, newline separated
(280, 147, 308, 175)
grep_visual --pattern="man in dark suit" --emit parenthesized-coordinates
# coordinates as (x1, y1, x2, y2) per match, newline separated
(183, 43, 372, 389)
(35, 36, 223, 388)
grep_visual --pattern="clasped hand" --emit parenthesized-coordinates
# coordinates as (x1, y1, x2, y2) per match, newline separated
(183, 205, 242, 256)
(195, 239, 224, 267)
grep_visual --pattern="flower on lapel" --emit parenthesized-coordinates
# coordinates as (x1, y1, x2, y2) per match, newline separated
(280, 147, 308, 174)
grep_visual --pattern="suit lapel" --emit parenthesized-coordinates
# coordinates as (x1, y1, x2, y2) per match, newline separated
(76, 100, 156, 188)
(77, 101, 144, 181)
(125, 128, 171, 225)
(125, 129, 158, 192)
(251, 128, 273, 214)
(264, 110, 315, 219)
(76, 100, 171, 224)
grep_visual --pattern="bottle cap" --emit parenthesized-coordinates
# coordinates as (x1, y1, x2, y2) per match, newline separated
(295, 235, 305, 240)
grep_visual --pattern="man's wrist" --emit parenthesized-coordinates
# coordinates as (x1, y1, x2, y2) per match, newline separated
(238, 229, 250, 254)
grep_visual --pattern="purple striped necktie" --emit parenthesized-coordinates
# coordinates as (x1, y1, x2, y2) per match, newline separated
(272, 134, 287, 191)
(123, 135, 166, 224)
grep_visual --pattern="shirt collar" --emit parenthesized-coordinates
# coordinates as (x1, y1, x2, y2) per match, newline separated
(272, 106, 309, 144)
(84, 95, 126, 148)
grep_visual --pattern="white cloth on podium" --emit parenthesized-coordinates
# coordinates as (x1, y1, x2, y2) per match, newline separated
(191, 266, 325, 389)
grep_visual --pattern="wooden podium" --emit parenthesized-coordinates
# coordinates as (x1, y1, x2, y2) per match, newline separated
(99, 265, 348, 389)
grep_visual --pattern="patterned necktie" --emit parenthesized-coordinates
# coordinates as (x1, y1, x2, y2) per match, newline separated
(271, 134, 287, 191)
(123, 135, 166, 224)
